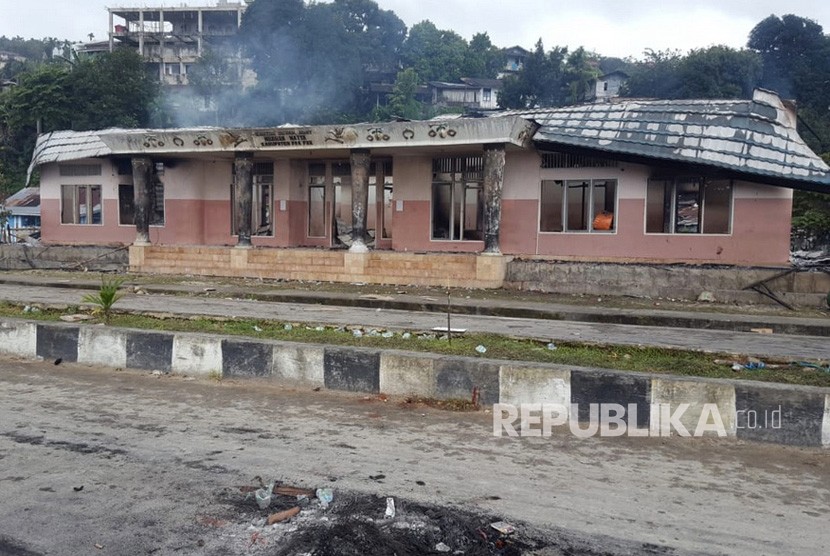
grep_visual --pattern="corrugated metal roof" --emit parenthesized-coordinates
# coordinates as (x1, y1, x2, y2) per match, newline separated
(498, 89, 830, 189)
(3, 187, 40, 208)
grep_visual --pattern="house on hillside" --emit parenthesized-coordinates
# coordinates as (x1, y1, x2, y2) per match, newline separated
(593, 70, 628, 102)
(1, 187, 41, 242)
(27, 89, 830, 288)
(500, 46, 530, 77)
(429, 78, 502, 111)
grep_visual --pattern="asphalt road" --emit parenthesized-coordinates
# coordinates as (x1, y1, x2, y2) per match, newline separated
(0, 283, 827, 360)
(0, 359, 828, 555)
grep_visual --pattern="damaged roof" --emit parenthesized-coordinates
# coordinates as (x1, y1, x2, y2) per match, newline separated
(501, 89, 830, 190)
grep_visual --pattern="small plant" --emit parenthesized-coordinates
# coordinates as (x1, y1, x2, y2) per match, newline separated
(82, 275, 125, 324)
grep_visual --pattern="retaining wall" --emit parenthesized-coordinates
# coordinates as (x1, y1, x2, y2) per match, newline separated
(0, 245, 129, 272)
(506, 259, 830, 306)
(1, 317, 827, 448)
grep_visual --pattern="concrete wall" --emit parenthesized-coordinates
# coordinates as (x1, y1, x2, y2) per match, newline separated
(130, 245, 508, 288)
(38, 152, 794, 266)
(0, 245, 128, 271)
(2, 316, 827, 448)
(505, 260, 830, 305)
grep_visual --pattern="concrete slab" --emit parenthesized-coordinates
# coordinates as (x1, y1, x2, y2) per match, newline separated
(272, 344, 325, 385)
(222, 339, 272, 378)
(380, 353, 438, 397)
(651, 378, 737, 437)
(78, 327, 127, 368)
(324, 348, 380, 393)
(435, 359, 500, 405)
(36, 324, 79, 362)
(126, 331, 173, 372)
(735, 384, 825, 446)
(172, 335, 222, 377)
(499, 364, 570, 407)
(0, 321, 37, 358)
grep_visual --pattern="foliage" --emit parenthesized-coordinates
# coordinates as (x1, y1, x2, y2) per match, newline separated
(401, 21, 468, 83)
(461, 32, 504, 79)
(374, 68, 426, 121)
(81, 276, 125, 324)
(0, 48, 158, 191)
(499, 40, 568, 108)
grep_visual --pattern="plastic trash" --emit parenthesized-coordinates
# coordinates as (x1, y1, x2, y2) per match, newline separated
(475, 345, 487, 354)
(316, 488, 334, 509)
(401, 332, 412, 340)
(353, 329, 364, 337)
(385, 497, 396, 518)
(546, 343, 557, 351)
(490, 521, 516, 535)
(255, 483, 275, 510)
(435, 542, 451, 553)
(381, 331, 394, 338)
(283, 324, 293, 331)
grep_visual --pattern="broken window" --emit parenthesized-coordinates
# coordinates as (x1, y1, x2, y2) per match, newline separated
(368, 160, 393, 241)
(539, 179, 617, 233)
(118, 180, 165, 226)
(646, 178, 732, 234)
(230, 162, 274, 236)
(61, 184, 102, 225)
(431, 157, 483, 241)
(332, 162, 352, 241)
(308, 163, 327, 238)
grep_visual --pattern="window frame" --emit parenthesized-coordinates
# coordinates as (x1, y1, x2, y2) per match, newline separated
(645, 177, 733, 235)
(431, 156, 484, 242)
(538, 178, 618, 234)
(60, 184, 103, 226)
(230, 161, 275, 237)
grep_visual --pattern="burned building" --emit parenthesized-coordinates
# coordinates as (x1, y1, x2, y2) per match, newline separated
(28, 90, 830, 288)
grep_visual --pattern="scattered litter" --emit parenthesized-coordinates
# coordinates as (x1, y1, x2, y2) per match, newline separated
(796, 361, 830, 373)
(475, 345, 487, 354)
(369, 474, 386, 481)
(151, 370, 163, 376)
(415, 480, 426, 486)
(316, 488, 334, 509)
(385, 497, 396, 519)
(267, 506, 300, 525)
(203, 287, 217, 292)
(359, 294, 394, 301)
(253, 325, 263, 332)
(274, 485, 315, 497)
(255, 483, 275, 509)
(432, 327, 467, 334)
(60, 314, 92, 322)
(750, 328, 774, 334)
(732, 363, 743, 372)
(697, 291, 716, 303)
(381, 331, 394, 338)
(401, 332, 412, 340)
(284, 324, 293, 331)
(54, 358, 62, 366)
(546, 342, 557, 351)
(367, 329, 380, 337)
(73, 485, 84, 492)
(490, 521, 516, 535)
(314, 326, 325, 331)
(353, 329, 364, 338)
(435, 542, 451, 552)
(94, 543, 104, 550)
(743, 357, 765, 370)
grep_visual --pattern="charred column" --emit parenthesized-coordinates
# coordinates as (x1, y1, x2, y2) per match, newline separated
(131, 156, 153, 245)
(350, 149, 371, 253)
(234, 152, 254, 247)
(482, 143, 506, 254)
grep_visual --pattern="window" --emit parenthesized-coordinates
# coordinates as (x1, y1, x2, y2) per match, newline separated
(230, 162, 274, 236)
(61, 185, 102, 225)
(120, 181, 165, 226)
(540, 179, 617, 233)
(646, 178, 732, 234)
(308, 163, 327, 238)
(432, 157, 483, 241)
(369, 160, 393, 240)
(482, 88, 492, 102)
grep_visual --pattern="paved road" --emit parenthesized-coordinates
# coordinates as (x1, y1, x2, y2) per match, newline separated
(0, 359, 828, 555)
(0, 283, 827, 360)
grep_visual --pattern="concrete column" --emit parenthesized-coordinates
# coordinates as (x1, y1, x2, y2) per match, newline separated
(139, 11, 144, 56)
(234, 152, 254, 248)
(158, 9, 165, 81)
(197, 9, 203, 56)
(131, 156, 153, 245)
(349, 149, 371, 253)
(482, 143, 506, 254)
(108, 11, 114, 52)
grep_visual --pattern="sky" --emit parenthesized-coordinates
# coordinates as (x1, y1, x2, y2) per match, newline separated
(1, 0, 829, 59)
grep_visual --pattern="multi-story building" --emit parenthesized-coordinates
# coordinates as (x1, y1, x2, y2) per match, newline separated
(107, 0, 247, 87)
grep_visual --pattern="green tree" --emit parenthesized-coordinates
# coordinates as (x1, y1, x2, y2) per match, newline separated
(462, 33, 504, 78)
(375, 68, 425, 121)
(563, 47, 600, 104)
(499, 40, 567, 109)
(402, 21, 468, 82)
(187, 48, 239, 123)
